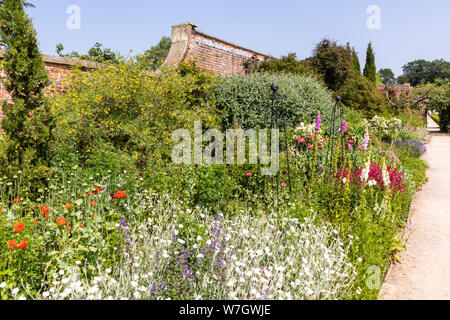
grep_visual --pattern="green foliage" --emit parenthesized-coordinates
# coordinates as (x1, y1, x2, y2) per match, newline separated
(52, 60, 221, 194)
(308, 39, 354, 91)
(256, 53, 323, 83)
(214, 72, 334, 129)
(338, 74, 387, 116)
(414, 80, 450, 132)
(56, 42, 123, 64)
(378, 68, 396, 85)
(399, 59, 450, 86)
(0, 0, 54, 192)
(137, 36, 172, 70)
(363, 42, 377, 84)
(352, 48, 361, 75)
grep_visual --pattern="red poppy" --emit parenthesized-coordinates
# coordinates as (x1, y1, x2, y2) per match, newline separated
(17, 240, 27, 250)
(64, 203, 73, 211)
(13, 197, 21, 203)
(33, 220, 39, 225)
(90, 201, 96, 207)
(13, 222, 25, 233)
(93, 186, 103, 192)
(41, 206, 49, 216)
(7, 240, 17, 250)
(56, 217, 67, 226)
(67, 224, 72, 232)
(79, 223, 85, 228)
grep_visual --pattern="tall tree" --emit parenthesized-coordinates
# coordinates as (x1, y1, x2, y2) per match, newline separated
(0, 0, 54, 169)
(378, 68, 396, 84)
(352, 48, 361, 75)
(400, 59, 450, 86)
(363, 42, 377, 84)
(138, 36, 172, 70)
(308, 38, 353, 91)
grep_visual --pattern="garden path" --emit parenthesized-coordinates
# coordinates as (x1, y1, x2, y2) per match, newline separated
(379, 115, 450, 300)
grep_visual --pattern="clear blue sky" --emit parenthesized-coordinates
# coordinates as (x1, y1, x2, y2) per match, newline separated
(27, 0, 450, 77)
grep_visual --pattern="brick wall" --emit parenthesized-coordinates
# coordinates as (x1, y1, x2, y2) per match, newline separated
(163, 23, 273, 75)
(0, 51, 97, 124)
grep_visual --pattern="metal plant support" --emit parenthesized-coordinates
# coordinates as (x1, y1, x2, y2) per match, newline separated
(260, 83, 292, 201)
(325, 96, 345, 180)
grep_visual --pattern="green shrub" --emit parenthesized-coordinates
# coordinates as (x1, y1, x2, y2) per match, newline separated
(338, 75, 387, 116)
(307, 39, 354, 91)
(52, 62, 221, 180)
(214, 73, 334, 130)
(256, 53, 323, 83)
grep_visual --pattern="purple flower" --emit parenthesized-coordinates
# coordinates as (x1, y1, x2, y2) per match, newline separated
(315, 112, 322, 132)
(340, 120, 347, 133)
(361, 132, 370, 150)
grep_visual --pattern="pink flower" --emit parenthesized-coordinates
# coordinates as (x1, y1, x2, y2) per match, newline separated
(297, 137, 305, 143)
(281, 183, 288, 188)
(246, 173, 253, 177)
(308, 144, 314, 149)
(318, 146, 324, 150)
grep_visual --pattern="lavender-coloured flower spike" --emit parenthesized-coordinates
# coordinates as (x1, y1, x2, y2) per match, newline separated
(315, 111, 322, 132)
(340, 120, 347, 133)
(361, 130, 370, 150)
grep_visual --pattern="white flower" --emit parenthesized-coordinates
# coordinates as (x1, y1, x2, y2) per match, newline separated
(177, 239, 185, 245)
(131, 281, 138, 288)
(75, 260, 81, 265)
(226, 280, 235, 288)
(197, 254, 204, 259)
(106, 268, 112, 274)
(206, 240, 212, 246)
(62, 278, 70, 285)
(87, 286, 99, 295)
(18, 295, 26, 300)
(12, 288, 19, 295)
(196, 236, 202, 241)
(42, 292, 50, 298)
(0, 282, 6, 289)
(59, 270, 65, 276)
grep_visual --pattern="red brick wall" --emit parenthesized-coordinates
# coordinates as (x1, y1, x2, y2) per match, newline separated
(164, 23, 273, 76)
(0, 63, 70, 124)
(0, 54, 96, 125)
(187, 31, 270, 75)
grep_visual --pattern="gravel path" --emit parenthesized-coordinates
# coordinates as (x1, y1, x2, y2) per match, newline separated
(379, 116, 450, 300)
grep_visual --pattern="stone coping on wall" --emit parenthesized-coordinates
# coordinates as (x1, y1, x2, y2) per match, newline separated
(0, 49, 100, 69)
